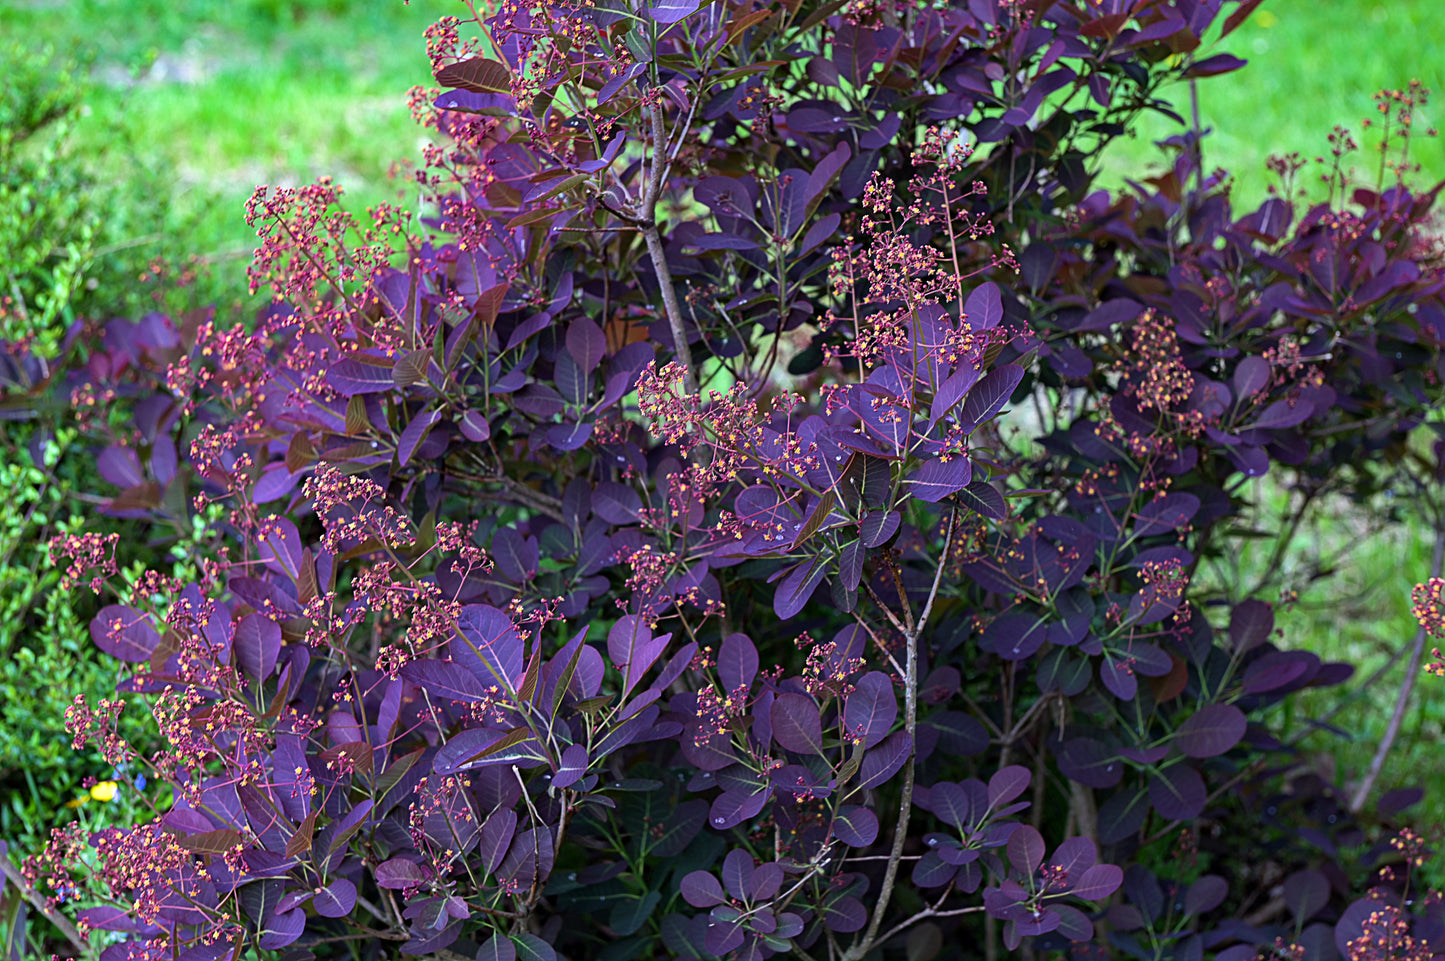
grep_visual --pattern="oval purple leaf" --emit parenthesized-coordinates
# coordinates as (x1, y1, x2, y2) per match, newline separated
(718, 633, 759, 693)
(988, 766, 1031, 807)
(772, 694, 823, 755)
(843, 672, 896, 749)
(859, 730, 912, 790)
(1006, 825, 1045, 876)
(680, 870, 725, 908)
(1183, 875, 1228, 916)
(1148, 765, 1206, 821)
(1071, 864, 1123, 901)
(89, 605, 160, 663)
(1175, 703, 1247, 758)
(234, 613, 281, 683)
(313, 878, 356, 918)
(833, 806, 879, 848)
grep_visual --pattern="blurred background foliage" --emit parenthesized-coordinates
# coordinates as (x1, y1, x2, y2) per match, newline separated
(0, 0, 1442, 920)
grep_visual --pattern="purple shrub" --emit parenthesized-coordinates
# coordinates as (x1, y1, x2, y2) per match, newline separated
(6, 1, 1445, 959)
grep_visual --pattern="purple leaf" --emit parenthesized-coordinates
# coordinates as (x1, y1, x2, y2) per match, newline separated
(455, 604, 524, 693)
(709, 788, 770, 829)
(718, 633, 759, 693)
(1149, 765, 1206, 820)
(721, 849, 754, 900)
(313, 878, 356, 918)
(546, 420, 593, 451)
(234, 613, 280, 683)
(823, 896, 868, 933)
(930, 364, 981, 427)
(1242, 650, 1319, 693)
(400, 659, 489, 703)
(964, 282, 1004, 330)
(1007, 825, 1046, 875)
(1175, 704, 1247, 758)
(773, 557, 827, 620)
(843, 672, 896, 748)
(647, 0, 699, 22)
(1072, 864, 1124, 900)
(1233, 356, 1270, 399)
(257, 518, 303, 580)
(512, 934, 557, 961)
(1057, 738, 1123, 789)
(608, 615, 669, 698)
(398, 410, 443, 468)
(1048, 837, 1097, 878)
(860, 509, 900, 547)
(913, 850, 960, 888)
(480, 808, 518, 875)
(800, 213, 841, 256)
(89, 605, 160, 663)
(1282, 869, 1330, 925)
(927, 782, 972, 831)
(685, 232, 759, 251)
(1054, 904, 1095, 941)
(566, 318, 606, 373)
(906, 456, 972, 503)
(1184, 53, 1247, 77)
(434, 728, 535, 776)
(983, 612, 1048, 661)
(806, 143, 852, 206)
(1229, 599, 1274, 652)
(1184, 875, 1228, 916)
(1077, 298, 1143, 332)
(477, 936, 518, 961)
(859, 730, 912, 789)
(958, 364, 1024, 432)
(259, 908, 305, 949)
(988, 766, 1031, 806)
(1243, 398, 1314, 431)
(98, 444, 145, 488)
(552, 743, 588, 789)
(326, 354, 395, 395)
(459, 409, 491, 442)
(593, 482, 643, 524)
(772, 693, 823, 755)
(833, 806, 879, 847)
(1134, 493, 1200, 536)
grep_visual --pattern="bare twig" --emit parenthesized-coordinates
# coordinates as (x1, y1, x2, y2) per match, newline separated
(640, 101, 697, 394)
(1349, 518, 1445, 813)
(0, 856, 88, 956)
(845, 510, 957, 961)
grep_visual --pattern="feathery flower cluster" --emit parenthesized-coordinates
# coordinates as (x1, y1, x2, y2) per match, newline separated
(304, 464, 416, 552)
(1345, 902, 1433, 961)
(1129, 310, 1194, 413)
(65, 695, 135, 767)
(49, 530, 120, 592)
(1412, 577, 1445, 640)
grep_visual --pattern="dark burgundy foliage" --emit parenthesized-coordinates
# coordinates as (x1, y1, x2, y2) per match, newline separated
(6, 0, 1445, 959)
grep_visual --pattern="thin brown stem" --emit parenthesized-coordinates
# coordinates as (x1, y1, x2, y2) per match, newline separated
(1349, 517, 1445, 812)
(0, 856, 88, 956)
(845, 511, 957, 961)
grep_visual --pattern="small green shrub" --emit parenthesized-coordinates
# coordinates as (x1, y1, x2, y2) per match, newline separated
(0, 429, 157, 854)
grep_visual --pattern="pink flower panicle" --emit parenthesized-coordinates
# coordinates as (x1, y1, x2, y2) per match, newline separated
(1412, 578, 1445, 645)
(303, 464, 416, 552)
(49, 531, 120, 592)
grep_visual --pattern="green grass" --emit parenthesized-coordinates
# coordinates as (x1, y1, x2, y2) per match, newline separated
(2, 0, 442, 303)
(4, 0, 1441, 301)
(1191, 463, 1445, 842)
(1099, 0, 1445, 208)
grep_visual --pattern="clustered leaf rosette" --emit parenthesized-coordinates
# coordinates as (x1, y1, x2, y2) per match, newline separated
(14, 0, 1445, 958)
